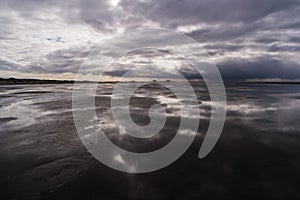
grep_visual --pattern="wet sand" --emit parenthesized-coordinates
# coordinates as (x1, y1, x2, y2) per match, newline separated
(0, 83, 300, 199)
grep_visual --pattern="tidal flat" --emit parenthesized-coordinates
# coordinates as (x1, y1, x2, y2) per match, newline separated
(0, 82, 300, 199)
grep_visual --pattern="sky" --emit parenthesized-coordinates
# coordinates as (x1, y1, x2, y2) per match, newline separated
(0, 0, 300, 81)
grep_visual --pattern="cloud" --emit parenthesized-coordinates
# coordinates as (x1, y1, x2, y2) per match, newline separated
(121, 0, 300, 27)
(218, 57, 300, 81)
(0, 0, 300, 80)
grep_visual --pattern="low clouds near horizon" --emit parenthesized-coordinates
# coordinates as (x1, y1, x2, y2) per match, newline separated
(0, 0, 300, 81)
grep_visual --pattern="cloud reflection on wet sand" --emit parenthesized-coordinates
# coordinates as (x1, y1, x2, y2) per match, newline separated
(0, 83, 300, 199)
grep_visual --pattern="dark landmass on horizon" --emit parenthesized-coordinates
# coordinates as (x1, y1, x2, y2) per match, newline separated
(1, 77, 300, 85)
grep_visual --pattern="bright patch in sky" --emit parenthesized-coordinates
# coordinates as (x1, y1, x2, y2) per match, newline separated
(110, 0, 120, 7)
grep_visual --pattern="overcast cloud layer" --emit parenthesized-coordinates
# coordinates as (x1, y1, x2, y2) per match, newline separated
(0, 0, 300, 81)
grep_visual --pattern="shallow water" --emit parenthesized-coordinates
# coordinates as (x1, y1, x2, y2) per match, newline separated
(0, 83, 300, 199)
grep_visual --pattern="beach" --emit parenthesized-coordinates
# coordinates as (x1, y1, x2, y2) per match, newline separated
(0, 82, 300, 199)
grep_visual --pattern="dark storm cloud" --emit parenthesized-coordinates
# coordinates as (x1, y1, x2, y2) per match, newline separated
(218, 57, 300, 81)
(186, 5, 300, 43)
(121, 0, 300, 27)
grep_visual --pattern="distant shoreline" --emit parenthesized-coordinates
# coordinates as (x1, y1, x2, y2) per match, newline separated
(0, 78, 105, 85)
(1, 78, 300, 85)
(224, 81, 300, 85)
